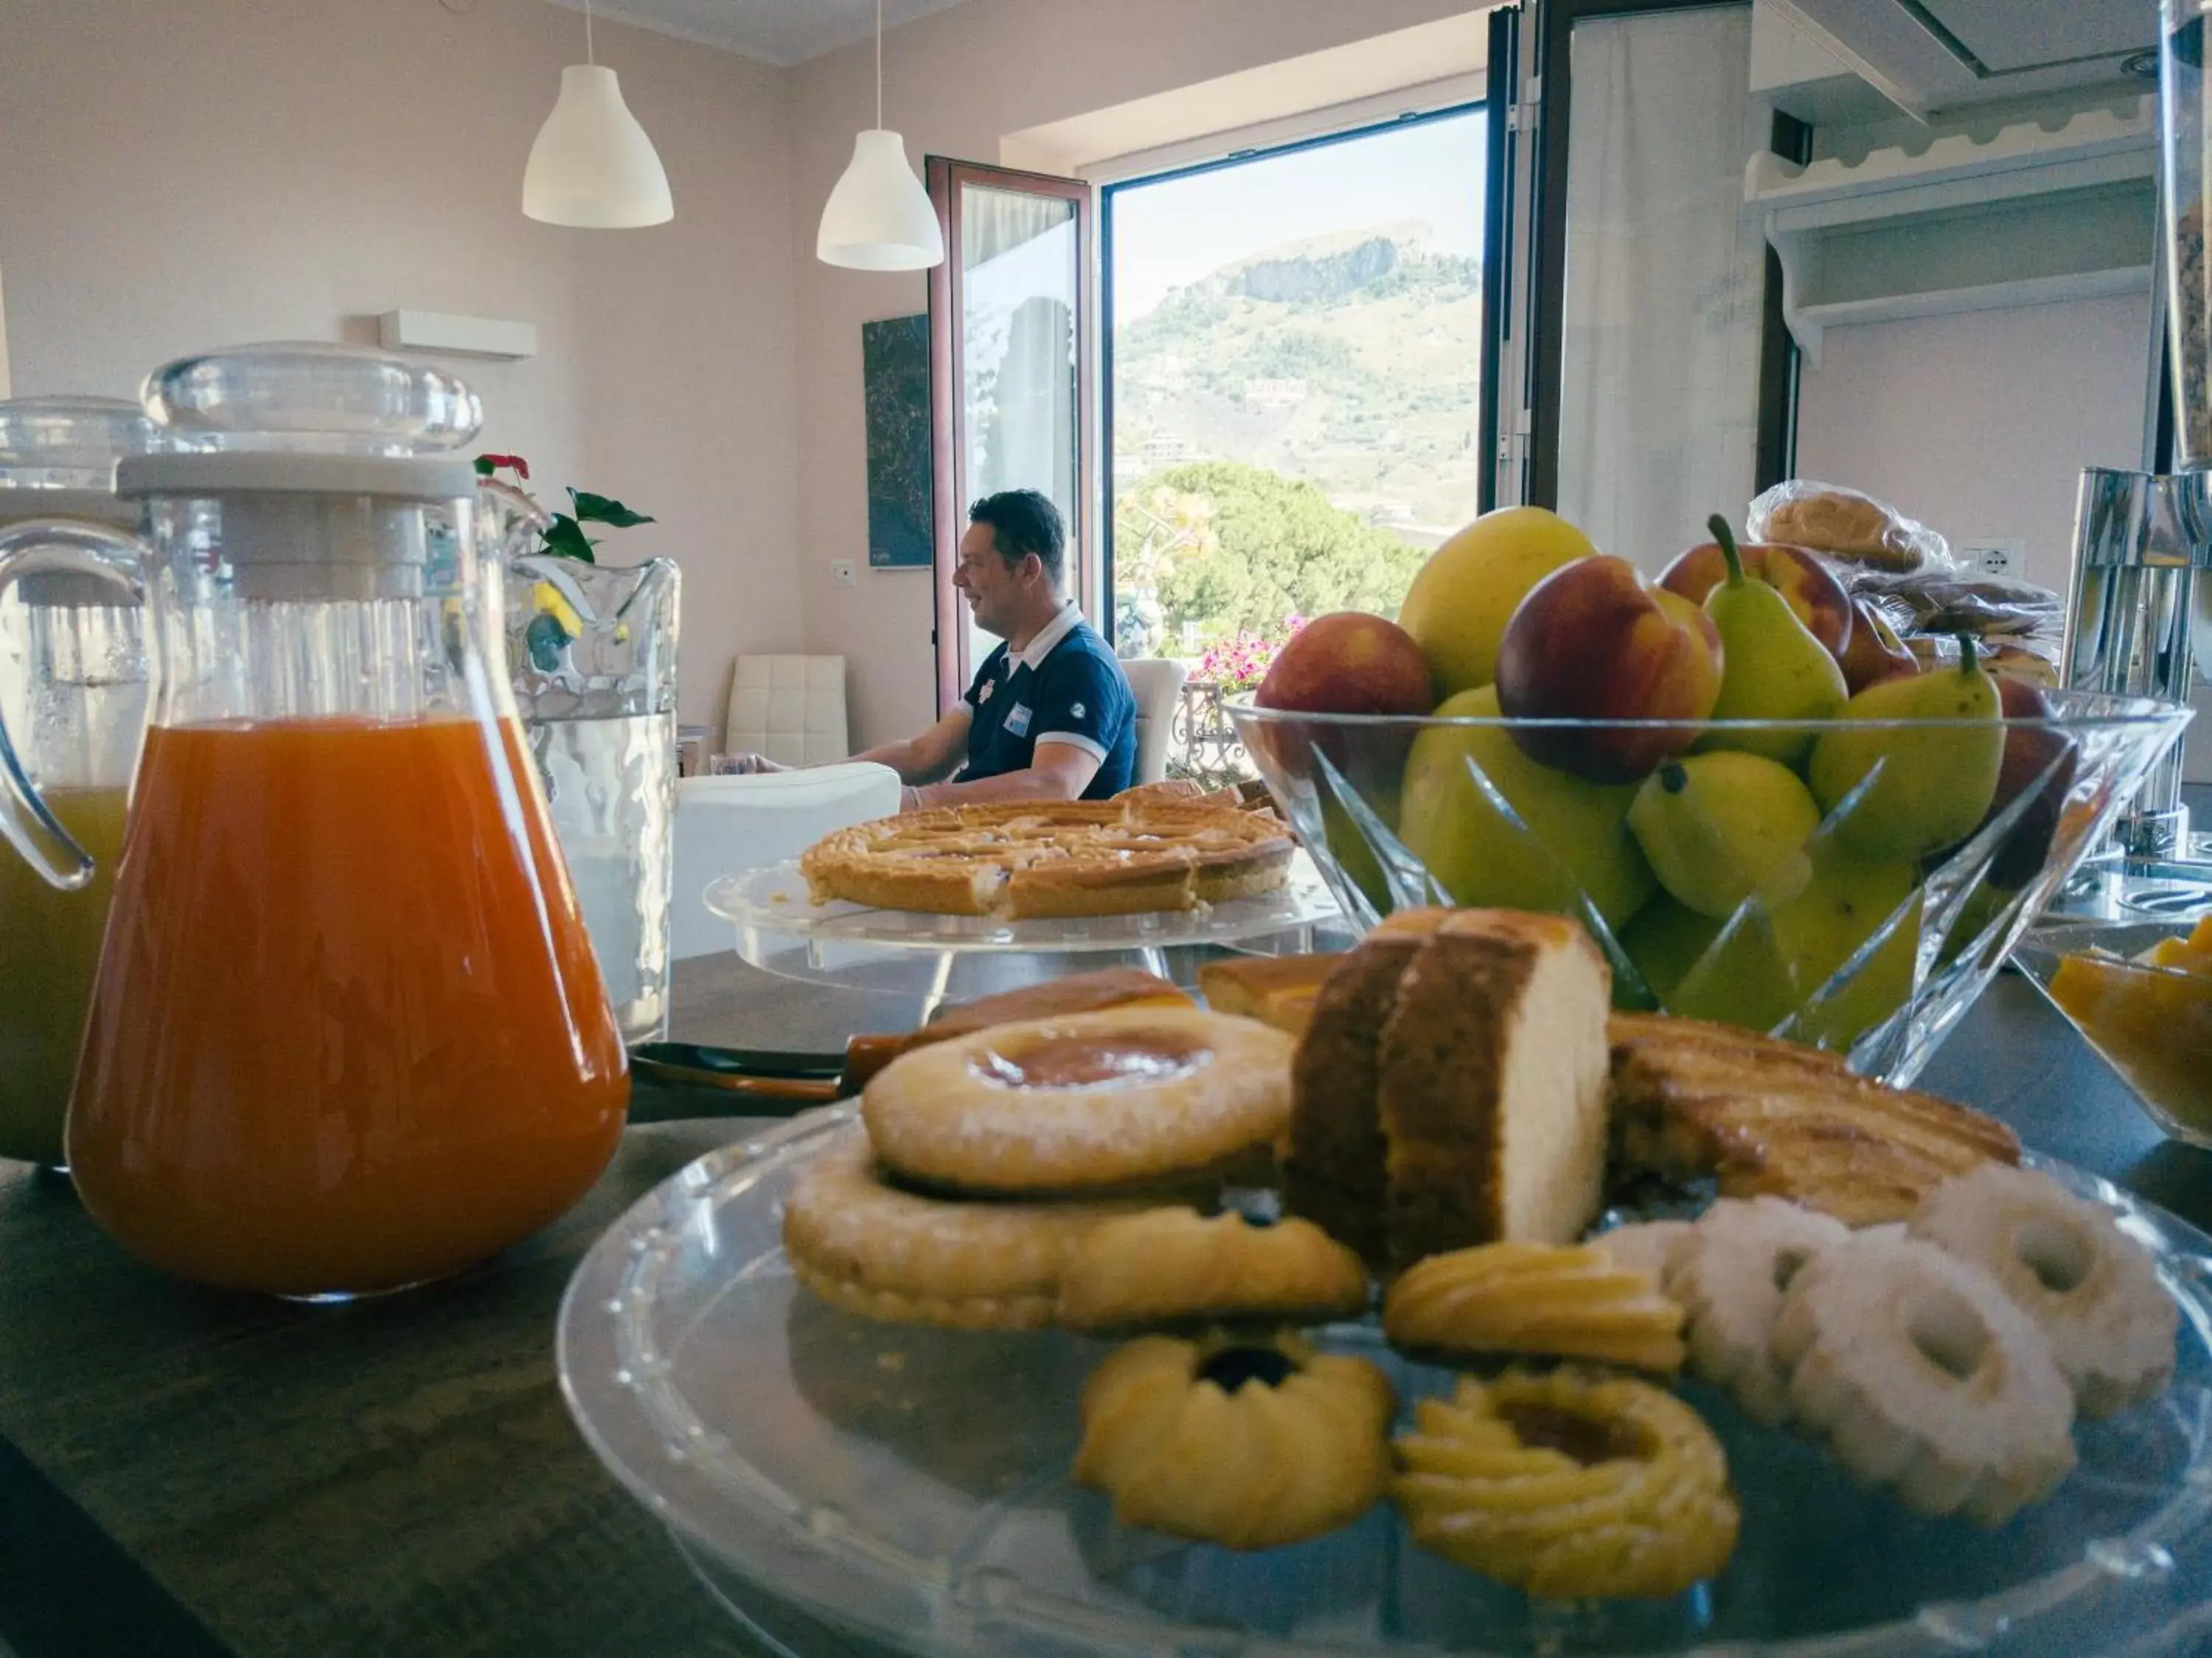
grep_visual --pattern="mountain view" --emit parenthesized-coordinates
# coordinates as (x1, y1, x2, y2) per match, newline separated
(1111, 222, 1485, 655)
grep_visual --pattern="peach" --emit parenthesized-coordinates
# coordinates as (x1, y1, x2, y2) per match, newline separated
(1255, 612, 1434, 716)
(1494, 555, 1724, 783)
(1837, 597, 1919, 693)
(1660, 541, 1854, 659)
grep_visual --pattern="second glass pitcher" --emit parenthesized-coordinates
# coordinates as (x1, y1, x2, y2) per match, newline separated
(0, 344, 629, 1297)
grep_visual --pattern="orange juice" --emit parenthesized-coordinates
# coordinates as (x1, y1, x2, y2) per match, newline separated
(0, 786, 129, 1166)
(67, 715, 629, 1296)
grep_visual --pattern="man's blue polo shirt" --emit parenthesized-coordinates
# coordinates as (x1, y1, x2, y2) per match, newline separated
(959, 606, 1137, 799)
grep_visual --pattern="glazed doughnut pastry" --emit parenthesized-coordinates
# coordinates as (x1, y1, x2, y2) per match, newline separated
(1394, 1366, 1740, 1599)
(1056, 1207, 1369, 1330)
(863, 1006, 1295, 1194)
(1910, 1163, 2177, 1417)
(1382, 1241, 1687, 1373)
(780, 1140, 1140, 1329)
(1073, 1331, 1397, 1549)
(1774, 1229, 2076, 1525)
(1669, 1197, 1848, 1424)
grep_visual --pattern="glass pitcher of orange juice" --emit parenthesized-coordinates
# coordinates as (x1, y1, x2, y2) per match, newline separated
(0, 344, 628, 1297)
(0, 397, 162, 1169)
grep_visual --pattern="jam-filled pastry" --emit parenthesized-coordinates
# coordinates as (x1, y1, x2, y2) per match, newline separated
(1669, 1197, 1848, 1424)
(863, 1006, 1294, 1194)
(1072, 1330, 1396, 1550)
(1393, 1366, 1740, 1600)
(1382, 1241, 1687, 1374)
(780, 1139, 1139, 1330)
(1057, 1207, 1369, 1330)
(1774, 1229, 2075, 1525)
(1910, 1163, 2176, 1418)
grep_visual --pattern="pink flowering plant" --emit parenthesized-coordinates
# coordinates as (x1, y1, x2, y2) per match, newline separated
(1194, 614, 1307, 692)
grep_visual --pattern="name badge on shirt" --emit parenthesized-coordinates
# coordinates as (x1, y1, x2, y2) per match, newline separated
(1004, 702, 1032, 738)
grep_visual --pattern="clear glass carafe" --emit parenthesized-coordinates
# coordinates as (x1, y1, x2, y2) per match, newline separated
(0, 344, 628, 1297)
(0, 396, 161, 1168)
(506, 548, 681, 1044)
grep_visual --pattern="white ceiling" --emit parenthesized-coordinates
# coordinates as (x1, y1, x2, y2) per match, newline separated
(546, 0, 975, 67)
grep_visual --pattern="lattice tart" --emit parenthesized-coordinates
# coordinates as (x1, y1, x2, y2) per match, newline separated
(800, 799, 1295, 919)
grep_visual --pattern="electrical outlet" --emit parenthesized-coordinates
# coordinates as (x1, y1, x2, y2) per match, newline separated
(831, 559, 857, 589)
(1960, 540, 2023, 578)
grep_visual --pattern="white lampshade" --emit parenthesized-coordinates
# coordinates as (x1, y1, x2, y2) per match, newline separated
(523, 64, 673, 229)
(817, 130, 945, 271)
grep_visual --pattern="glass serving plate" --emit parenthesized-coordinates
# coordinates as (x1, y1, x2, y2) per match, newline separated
(703, 852, 1343, 999)
(559, 1109, 2212, 1658)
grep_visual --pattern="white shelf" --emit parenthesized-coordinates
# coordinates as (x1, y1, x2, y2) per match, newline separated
(1747, 97, 2157, 365)
(1794, 266, 2153, 333)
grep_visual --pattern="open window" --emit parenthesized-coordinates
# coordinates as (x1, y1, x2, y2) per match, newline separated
(925, 159, 1095, 712)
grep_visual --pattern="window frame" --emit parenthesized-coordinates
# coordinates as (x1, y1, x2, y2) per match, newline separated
(1097, 95, 1492, 653)
(925, 157, 1096, 713)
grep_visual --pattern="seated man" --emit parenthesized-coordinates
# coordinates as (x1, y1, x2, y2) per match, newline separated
(733, 490, 1137, 811)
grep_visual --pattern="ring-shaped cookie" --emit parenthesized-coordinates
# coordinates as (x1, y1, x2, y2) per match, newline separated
(863, 1005, 1295, 1194)
(781, 1139, 1140, 1330)
(1668, 1197, 1848, 1424)
(1910, 1163, 2177, 1418)
(1393, 1365, 1740, 1599)
(1057, 1207, 1370, 1330)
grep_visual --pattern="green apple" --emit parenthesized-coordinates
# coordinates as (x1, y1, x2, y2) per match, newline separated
(1399, 685, 1654, 929)
(1396, 507, 1599, 700)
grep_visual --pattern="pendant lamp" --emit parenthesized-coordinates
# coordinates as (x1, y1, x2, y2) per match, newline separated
(817, 0, 945, 270)
(524, 0, 674, 229)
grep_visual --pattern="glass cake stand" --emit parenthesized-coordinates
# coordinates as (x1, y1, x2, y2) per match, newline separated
(558, 1108, 2212, 1658)
(703, 850, 1343, 1008)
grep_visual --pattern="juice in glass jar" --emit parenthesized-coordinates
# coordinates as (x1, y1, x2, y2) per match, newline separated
(67, 715, 629, 1297)
(0, 786, 128, 1167)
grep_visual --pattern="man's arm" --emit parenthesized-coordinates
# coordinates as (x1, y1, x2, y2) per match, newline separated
(851, 707, 971, 786)
(906, 740, 1101, 810)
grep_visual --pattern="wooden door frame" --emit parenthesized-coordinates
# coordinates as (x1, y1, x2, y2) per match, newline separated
(925, 157, 1096, 713)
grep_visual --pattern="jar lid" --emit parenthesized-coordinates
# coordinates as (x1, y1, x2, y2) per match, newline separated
(142, 341, 482, 456)
(0, 395, 162, 490)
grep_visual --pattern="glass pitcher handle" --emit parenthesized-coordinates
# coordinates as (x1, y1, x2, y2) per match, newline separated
(0, 518, 147, 891)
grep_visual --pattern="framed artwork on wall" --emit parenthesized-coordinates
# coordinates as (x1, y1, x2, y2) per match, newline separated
(863, 313, 933, 569)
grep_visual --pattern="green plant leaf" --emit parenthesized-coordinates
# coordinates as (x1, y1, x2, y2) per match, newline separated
(569, 488, 656, 528)
(540, 514, 599, 563)
(473, 455, 496, 477)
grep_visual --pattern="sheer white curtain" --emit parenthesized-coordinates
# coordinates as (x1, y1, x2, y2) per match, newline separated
(1555, 6, 1767, 569)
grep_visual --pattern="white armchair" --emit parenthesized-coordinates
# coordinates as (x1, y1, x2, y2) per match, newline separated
(669, 761, 901, 960)
(1120, 657, 1189, 786)
(726, 654, 850, 769)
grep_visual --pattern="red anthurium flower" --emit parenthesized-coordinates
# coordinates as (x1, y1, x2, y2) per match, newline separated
(476, 452, 531, 480)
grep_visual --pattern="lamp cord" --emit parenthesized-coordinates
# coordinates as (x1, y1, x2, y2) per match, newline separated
(585, 0, 596, 65)
(875, 0, 883, 130)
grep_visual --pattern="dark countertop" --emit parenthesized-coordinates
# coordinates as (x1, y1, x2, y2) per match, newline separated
(0, 951, 2208, 1658)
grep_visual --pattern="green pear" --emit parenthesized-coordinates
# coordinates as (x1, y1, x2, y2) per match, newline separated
(1770, 853, 1921, 1049)
(1695, 516, 1847, 766)
(1621, 893, 1801, 1032)
(1626, 750, 1821, 918)
(1808, 637, 2003, 862)
(1399, 685, 1655, 928)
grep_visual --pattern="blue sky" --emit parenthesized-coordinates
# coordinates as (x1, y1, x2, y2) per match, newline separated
(1110, 109, 1487, 322)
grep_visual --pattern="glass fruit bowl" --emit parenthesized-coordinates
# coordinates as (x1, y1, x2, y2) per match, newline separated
(2014, 917, 2212, 1150)
(1225, 690, 2192, 1088)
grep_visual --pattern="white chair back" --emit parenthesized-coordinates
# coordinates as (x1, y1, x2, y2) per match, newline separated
(1119, 657, 1189, 785)
(726, 653, 850, 768)
(670, 761, 901, 960)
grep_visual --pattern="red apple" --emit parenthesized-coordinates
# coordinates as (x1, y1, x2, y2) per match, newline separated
(1495, 555, 1724, 783)
(1836, 597, 1919, 693)
(1660, 541, 1854, 659)
(1979, 675, 2079, 889)
(1256, 612, 1434, 716)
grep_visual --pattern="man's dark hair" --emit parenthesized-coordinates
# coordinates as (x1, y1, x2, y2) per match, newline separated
(969, 490, 1065, 588)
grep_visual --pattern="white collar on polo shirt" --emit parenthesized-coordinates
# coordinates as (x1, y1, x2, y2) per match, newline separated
(1012, 603, 1081, 673)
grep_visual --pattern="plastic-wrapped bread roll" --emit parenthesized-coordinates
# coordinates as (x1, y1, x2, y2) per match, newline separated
(1747, 480, 1946, 575)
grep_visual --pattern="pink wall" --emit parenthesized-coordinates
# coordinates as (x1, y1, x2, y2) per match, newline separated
(785, 0, 1479, 748)
(1, 0, 800, 735)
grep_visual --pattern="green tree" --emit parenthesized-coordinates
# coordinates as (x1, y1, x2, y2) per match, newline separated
(1113, 460, 1427, 640)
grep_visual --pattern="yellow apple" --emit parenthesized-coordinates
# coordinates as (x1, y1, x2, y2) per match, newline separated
(1396, 507, 1600, 700)
(1398, 685, 1654, 929)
